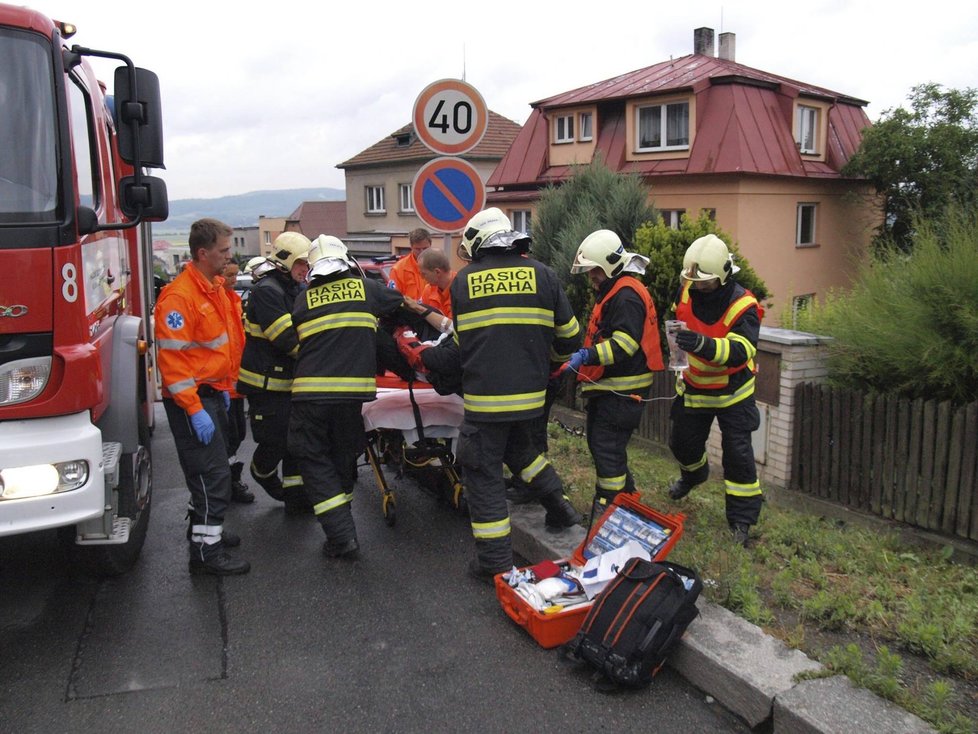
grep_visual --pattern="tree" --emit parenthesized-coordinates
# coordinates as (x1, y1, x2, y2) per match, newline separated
(843, 83, 978, 251)
(530, 159, 769, 361)
(801, 206, 978, 404)
(530, 157, 657, 317)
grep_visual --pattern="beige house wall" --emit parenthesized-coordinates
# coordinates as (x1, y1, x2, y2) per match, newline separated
(257, 216, 287, 257)
(492, 175, 879, 326)
(345, 160, 500, 237)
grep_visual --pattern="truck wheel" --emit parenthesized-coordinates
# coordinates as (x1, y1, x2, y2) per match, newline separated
(61, 426, 153, 577)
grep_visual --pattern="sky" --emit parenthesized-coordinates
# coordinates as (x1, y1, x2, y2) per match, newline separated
(34, 0, 978, 200)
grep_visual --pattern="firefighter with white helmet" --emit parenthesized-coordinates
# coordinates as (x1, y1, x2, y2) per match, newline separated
(667, 233, 764, 547)
(448, 208, 582, 580)
(566, 229, 664, 519)
(237, 231, 313, 513)
(287, 234, 406, 559)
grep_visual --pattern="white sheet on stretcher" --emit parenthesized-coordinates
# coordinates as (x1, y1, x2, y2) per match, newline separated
(361, 388, 464, 443)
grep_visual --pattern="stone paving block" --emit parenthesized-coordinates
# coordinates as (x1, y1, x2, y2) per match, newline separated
(774, 675, 936, 733)
(509, 502, 585, 563)
(668, 601, 823, 727)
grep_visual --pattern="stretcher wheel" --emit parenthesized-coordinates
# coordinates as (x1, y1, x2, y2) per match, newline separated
(383, 492, 397, 527)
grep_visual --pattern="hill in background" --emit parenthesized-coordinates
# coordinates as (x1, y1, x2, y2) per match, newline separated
(158, 187, 345, 234)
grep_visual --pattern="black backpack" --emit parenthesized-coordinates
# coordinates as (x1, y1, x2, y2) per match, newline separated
(563, 558, 702, 690)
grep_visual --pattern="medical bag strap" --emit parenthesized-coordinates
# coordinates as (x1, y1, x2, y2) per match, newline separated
(407, 379, 427, 444)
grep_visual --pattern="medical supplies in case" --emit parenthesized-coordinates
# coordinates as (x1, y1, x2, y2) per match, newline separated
(494, 493, 685, 649)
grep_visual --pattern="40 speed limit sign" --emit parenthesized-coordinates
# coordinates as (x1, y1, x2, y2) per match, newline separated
(413, 79, 488, 156)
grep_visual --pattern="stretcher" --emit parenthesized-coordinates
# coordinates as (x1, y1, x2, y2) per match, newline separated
(360, 373, 466, 526)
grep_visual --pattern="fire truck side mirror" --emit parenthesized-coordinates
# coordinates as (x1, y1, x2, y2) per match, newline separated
(119, 175, 169, 222)
(113, 66, 164, 169)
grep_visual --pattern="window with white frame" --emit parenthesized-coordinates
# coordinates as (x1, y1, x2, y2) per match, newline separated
(659, 209, 686, 229)
(366, 185, 385, 214)
(578, 111, 593, 141)
(554, 114, 574, 143)
(264, 231, 271, 245)
(796, 105, 819, 154)
(637, 100, 689, 151)
(791, 294, 815, 328)
(796, 203, 817, 246)
(511, 209, 531, 236)
(399, 183, 414, 213)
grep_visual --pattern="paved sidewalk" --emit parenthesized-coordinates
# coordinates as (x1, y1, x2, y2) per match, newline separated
(507, 501, 935, 733)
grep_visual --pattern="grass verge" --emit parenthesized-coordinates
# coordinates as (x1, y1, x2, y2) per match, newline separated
(546, 422, 978, 734)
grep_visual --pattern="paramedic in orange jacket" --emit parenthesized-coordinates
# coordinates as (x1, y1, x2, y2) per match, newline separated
(155, 218, 249, 575)
(388, 227, 431, 300)
(566, 230, 664, 520)
(667, 234, 763, 548)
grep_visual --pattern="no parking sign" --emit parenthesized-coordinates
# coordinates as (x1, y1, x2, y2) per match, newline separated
(411, 157, 486, 233)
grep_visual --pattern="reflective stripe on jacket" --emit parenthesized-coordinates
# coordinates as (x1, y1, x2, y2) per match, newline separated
(674, 281, 761, 408)
(450, 252, 581, 422)
(154, 265, 234, 415)
(578, 275, 664, 397)
(237, 273, 300, 394)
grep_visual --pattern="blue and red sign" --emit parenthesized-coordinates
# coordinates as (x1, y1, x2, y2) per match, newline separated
(412, 157, 486, 233)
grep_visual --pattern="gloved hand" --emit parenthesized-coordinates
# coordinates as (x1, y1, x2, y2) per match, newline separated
(676, 329, 709, 354)
(189, 410, 216, 445)
(222, 391, 231, 412)
(565, 347, 591, 372)
(393, 326, 431, 371)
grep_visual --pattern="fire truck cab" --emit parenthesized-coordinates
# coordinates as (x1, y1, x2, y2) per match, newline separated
(0, 4, 167, 575)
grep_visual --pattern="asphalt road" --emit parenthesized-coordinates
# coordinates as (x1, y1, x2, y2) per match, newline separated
(0, 403, 748, 733)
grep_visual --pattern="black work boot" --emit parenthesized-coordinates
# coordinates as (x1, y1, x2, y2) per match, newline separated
(250, 460, 285, 502)
(667, 478, 696, 500)
(731, 523, 751, 548)
(540, 492, 581, 531)
(322, 537, 360, 559)
(188, 543, 250, 576)
(467, 558, 511, 585)
(230, 462, 256, 504)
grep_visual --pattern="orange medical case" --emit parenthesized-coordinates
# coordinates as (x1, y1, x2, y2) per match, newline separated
(494, 493, 685, 649)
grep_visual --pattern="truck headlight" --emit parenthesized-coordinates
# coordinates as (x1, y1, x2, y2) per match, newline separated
(0, 460, 89, 499)
(0, 357, 52, 406)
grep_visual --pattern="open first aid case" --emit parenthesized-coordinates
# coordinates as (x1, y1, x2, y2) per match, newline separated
(494, 493, 686, 649)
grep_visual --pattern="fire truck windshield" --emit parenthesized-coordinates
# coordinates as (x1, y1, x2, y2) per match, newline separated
(0, 27, 58, 227)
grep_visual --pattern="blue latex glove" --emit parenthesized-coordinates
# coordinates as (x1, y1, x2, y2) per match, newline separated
(222, 391, 231, 412)
(190, 410, 216, 445)
(566, 347, 591, 372)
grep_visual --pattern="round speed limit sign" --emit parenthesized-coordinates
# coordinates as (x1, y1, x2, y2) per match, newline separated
(413, 79, 489, 156)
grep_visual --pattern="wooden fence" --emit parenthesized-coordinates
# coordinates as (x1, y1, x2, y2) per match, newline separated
(791, 382, 978, 542)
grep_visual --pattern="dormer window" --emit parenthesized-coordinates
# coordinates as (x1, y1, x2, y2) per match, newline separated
(395, 132, 414, 147)
(636, 100, 689, 151)
(796, 105, 819, 154)
(579, 111, 593, 142)
(554, 113, 575, 144)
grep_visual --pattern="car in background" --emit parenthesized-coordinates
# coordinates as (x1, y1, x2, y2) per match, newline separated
(358, 255, 401, 285)
(233, 272, 254, 307)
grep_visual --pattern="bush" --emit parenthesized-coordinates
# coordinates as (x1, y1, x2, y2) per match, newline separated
(801, 206, 978, 403)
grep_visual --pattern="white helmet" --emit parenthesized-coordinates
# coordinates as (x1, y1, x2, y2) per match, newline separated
(269, 232, 312, 273)
(458, 207, 528, 260)
(682, 234, 739, 285)
(308, 234, 354, 279)
(243, 256, 266, 274)
(571, 229, 649, 278)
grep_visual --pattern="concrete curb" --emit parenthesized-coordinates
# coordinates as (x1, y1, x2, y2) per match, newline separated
(508, 502, 936, 733)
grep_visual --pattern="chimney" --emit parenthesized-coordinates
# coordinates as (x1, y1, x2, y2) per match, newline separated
(719, 32, 736, 61)
(693, 27, 715, 57)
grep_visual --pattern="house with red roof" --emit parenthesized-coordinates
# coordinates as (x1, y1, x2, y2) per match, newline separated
(487, 28, 879, 324)
(338, 111, 522, 265)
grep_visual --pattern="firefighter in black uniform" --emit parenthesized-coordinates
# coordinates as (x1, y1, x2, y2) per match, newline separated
(444, 208, 581, 580)
(566, 230, 664, 520)
(236, 232, 313, 514)
(666, 234, 763, 547)
(287, 235, 406, 558)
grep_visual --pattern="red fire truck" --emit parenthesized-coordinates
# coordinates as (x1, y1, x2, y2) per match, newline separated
(0, 4, 168, 574)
